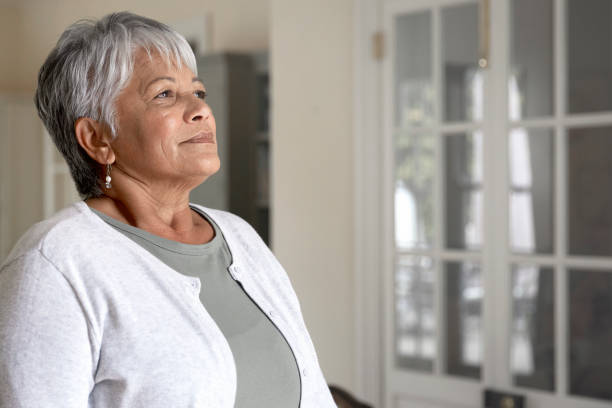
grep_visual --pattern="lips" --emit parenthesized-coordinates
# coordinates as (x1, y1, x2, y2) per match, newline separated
(183, 132, 214, 144)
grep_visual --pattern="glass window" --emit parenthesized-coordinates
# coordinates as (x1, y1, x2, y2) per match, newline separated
(509, 128, 554, 254)
(445, 132, 483, 250)
(568, 126, 612, 256)
(569, 269, 612, 401)
(567, 0, 612, 114)
(511, 265, 555, 391)
(442, 3, 482, 123)
(509, 0, 554, 120)
(396, 256, 436, 372)
(395, 11, 433, 128)
(396, 131, 435, 250)
(445, 261, 482, 379)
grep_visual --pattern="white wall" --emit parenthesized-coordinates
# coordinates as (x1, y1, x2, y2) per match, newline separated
(3, 0, 269, 92)
(0, 97, 43, 260)
(271, 0, 355, 392)
(0, 6, 23, 92)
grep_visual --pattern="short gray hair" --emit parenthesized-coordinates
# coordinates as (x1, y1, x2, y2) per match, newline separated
(35, 11, 197, 199)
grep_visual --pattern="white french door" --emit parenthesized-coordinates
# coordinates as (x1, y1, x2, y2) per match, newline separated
(374, 0, 612, 407)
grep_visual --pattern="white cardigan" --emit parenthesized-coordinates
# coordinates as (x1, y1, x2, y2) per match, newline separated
(0, 201, 336, 407)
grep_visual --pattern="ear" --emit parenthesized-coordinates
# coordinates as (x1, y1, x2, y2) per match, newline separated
(74, 117, 115, 165)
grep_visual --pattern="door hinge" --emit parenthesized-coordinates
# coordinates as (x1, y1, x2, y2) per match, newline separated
(372, 31, 385, 61)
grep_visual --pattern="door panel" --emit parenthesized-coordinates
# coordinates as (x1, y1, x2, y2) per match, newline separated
(384, 0, 612, 407)
(386, 1, 484, 406)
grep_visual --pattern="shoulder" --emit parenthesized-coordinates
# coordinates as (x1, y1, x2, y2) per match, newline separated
(0, 204, 99, 339)
(1, 202, 100, 270)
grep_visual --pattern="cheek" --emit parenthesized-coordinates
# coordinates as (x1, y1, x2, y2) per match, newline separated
(141, 110, 168, 134)
(140, 111, 181, 149)
(117, 107, 185, 162)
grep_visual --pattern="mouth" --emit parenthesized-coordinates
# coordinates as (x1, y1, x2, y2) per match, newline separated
(183, 131, 214, 144)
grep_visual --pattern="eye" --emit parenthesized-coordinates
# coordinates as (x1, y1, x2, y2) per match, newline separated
(195, 90, 207, 100)
(155, 90, 173, 99)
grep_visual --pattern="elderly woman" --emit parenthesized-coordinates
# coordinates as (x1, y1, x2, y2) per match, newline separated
(0, 12, 336, 408)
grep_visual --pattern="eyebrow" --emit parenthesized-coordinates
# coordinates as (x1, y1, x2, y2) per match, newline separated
(142, 76, 205, 93)
(143, 76, 175, 92)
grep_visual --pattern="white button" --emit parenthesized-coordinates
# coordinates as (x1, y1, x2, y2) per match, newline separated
(267, 310, 274, 318)
(302, 368, 308, 377)
(191, 281, 198, 288)
(233, 266, 240, 276)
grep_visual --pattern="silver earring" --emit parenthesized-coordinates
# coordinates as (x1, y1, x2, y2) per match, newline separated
(105, 164, 112, 189)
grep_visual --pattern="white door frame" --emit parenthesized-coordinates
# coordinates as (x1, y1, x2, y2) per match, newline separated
(352, 2, 516, 405)
(353, 0, 384, 406)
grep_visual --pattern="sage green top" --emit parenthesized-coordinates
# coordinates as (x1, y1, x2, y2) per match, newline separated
(90, 207, 301, 407)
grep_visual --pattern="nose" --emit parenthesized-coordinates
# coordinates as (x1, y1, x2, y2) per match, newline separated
(184, 94, 212, 123)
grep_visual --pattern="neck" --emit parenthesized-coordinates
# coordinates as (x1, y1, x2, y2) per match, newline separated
(86, 178, 204, 240)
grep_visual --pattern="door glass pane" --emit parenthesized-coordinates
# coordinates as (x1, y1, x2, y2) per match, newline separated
(569, 269, 612, 401)
(509, 128, 554, 254)
(568, 0, 612, 114)
(445, 132, 483, 250)
(394, 11, 435, 250)
(396, 256, 436, 372)
(511, 265, 555, 391)
(568, 126, 612, 256)
(442, 3, 482, 123)
(395, 11, 433, 128)
(396, 132, 435, 250)
(509, 0, 554, 120)
(445, 261, 482, 379)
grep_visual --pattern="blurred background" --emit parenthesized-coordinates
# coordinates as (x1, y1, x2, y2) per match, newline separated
(1, 0, 612, 407)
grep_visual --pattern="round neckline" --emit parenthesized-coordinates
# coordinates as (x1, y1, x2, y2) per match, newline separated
(89, 205, 222, 256)
(75, 201, 239, 288)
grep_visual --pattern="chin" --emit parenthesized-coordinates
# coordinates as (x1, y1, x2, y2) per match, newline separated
(195, 157, 221, 178)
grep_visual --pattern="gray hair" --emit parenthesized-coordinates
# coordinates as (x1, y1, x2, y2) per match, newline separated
(35, 11, 197, 199)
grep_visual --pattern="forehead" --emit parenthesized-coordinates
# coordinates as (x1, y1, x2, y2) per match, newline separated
(130, 48, 194, 86)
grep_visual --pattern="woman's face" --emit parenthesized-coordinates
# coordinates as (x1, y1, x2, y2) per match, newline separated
(111, 49, 219, 192)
